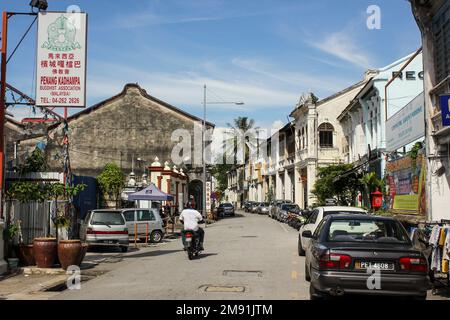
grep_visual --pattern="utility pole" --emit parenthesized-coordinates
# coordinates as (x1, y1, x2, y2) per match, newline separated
(203, 84, 207, 225)
(0, 12, 9, 219)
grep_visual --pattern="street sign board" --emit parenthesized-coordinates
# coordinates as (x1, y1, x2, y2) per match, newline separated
(36, 12, 87, 107)
(440, 94, 450, 126)
(386, 92, 425, 152)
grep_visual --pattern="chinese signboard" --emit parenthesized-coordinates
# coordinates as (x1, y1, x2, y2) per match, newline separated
(440, 94, 450, 126)
(36, 12, 87, 107)
(386, 93, 425, 152)
(205, 181, 211, 214)
(385, 154, 426, 214)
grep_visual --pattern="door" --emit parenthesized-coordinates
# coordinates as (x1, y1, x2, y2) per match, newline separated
(300, 209, 319, 250)
(123, 210, 136, 236)
(136, 209, 157, 236)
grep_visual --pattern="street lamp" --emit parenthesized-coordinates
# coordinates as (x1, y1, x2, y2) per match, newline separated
(29, 0, 48, 11)
(202, 84, 244, 222)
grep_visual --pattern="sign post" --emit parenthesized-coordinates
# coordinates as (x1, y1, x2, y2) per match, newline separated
(35, 12, 87, 108)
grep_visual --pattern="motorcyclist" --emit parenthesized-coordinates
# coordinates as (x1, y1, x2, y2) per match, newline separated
(179, 203, 205, 251)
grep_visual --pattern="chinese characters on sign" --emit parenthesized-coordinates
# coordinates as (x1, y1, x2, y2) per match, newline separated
(36, 12, 87, 107)
(206, 181, 211, 215)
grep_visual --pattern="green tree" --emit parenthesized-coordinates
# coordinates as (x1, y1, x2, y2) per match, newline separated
(210, 162, 232, 197)
(97, 163, 125, 208)
(312, 164, 361, 206)
(20, 147, 47, 173)
(224, 117, 258, 164)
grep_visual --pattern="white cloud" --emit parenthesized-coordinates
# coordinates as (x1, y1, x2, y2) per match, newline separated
(310, 31, 373, 69)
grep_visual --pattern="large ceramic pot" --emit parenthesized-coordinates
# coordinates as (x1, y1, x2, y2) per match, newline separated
(33, 238, 57, 268)
(18, 244, 35, 266)
(58, 240, 82, 270)
(76, 243, 88, 266)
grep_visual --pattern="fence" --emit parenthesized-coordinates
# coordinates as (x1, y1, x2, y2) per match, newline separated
(5, 200, 70, 244)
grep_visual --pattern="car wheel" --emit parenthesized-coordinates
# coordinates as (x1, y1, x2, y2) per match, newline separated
(121, 246, 128, 253)
(305, 261, 311, 282)
(298, 235, 305, 256)
(150, 230, 163, 243)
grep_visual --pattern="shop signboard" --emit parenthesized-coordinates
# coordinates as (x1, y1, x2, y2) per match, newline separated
(440, 94, 450, 126)
(385, 154, 426, 214)
(36, 12, 87, 107)
(206, 181, 211, 214)
(386, 93, 425, 152)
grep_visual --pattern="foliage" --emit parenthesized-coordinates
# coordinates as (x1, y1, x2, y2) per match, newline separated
(407, 141, 423, 161)
(224, 117, 258, 164)
(311, 164, 361, 206)
(210, 162, 232, 196)
(360, 172, 383, 193)
(20, 147, 47, 173)
(6, 182, 86, 203)
(3, 224, 18, 241)
(54, 215, 71, 228)
(97, 163, 125, 200)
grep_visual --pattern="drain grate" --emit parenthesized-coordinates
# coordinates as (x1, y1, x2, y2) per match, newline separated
(201, 285, 246, 293)
(223, 270, 263, 277)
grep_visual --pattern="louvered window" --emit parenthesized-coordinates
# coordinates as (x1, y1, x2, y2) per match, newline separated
(433, 1, 450, 83)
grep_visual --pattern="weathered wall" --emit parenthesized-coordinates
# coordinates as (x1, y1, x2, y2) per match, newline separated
(45, 85, 209, 178)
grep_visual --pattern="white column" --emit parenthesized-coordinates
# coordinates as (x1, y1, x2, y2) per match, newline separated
(294, 167, 302, 206)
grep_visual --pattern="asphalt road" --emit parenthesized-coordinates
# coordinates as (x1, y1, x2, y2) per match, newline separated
(53, 211, 310, 300)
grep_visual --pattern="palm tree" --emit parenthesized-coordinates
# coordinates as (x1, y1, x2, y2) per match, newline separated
(222, 117, 259, 165)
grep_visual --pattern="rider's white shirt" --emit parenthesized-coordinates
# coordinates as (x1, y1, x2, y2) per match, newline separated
(179, 209, 203, 231)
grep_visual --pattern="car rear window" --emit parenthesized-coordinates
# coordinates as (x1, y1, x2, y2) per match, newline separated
(282, 204, 299, 210)
(327, 219, 410, 244)
(91, 211, 125, 225)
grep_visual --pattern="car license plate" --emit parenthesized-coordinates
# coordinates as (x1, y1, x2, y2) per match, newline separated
(185, 238, 192, 242)
(355, 261, 394, 270)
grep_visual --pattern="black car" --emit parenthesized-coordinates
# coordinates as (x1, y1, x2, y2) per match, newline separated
(217, 203, 235, 217)
(303, 214, 429, 300)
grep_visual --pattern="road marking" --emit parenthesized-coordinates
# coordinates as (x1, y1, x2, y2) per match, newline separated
(291, 271, 298, 280)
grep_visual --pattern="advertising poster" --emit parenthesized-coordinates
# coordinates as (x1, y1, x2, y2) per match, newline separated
(385, 154, 426, 214)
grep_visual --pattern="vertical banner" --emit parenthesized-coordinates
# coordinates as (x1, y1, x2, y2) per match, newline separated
(36, 12, 87, 107)
(206, 181, 211, 214)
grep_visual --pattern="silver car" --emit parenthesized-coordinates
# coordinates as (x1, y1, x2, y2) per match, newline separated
(257, 202, 270, 214)
(121, 208, 165, 243)
(80, 209, 129, 252)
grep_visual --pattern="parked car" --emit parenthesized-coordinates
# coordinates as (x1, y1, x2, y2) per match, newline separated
(244, 201, 255, 212)
(304, 214, 429, 300)
(277, 203, 301, 222)
(121, 208, 165, 243)
(250, 202, 261, 214)
(270, 200, 292, 219)
(217, 203, 235, 217)
(298, 206, 367, 256)
(80, 209, 129, 252)
(257, 202, 270, 215)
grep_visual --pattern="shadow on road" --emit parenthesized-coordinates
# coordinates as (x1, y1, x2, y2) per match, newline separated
(196, 253, 218, 259)
(124, 249, 183, 259)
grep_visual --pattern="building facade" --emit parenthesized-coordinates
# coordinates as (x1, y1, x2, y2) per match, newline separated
(411, 0, 450, 221)
(290, 80, 368, 208)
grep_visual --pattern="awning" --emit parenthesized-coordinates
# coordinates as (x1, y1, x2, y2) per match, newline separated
(127, 183, 174, 201)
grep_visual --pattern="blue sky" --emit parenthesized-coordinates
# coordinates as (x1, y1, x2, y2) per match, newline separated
(3, 0, 421, 129)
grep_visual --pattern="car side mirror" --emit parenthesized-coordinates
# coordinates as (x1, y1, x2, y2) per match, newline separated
(302, 230, 313, 238)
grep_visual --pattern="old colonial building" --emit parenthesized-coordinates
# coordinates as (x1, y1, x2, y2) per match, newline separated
(290, 79, 369, 208)
(411, 0, 450, 221)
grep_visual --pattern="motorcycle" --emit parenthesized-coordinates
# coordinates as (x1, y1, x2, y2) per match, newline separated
(182, 220, 205, 260)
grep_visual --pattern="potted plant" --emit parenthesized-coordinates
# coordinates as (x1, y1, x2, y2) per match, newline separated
(3, 223, 19, 270)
